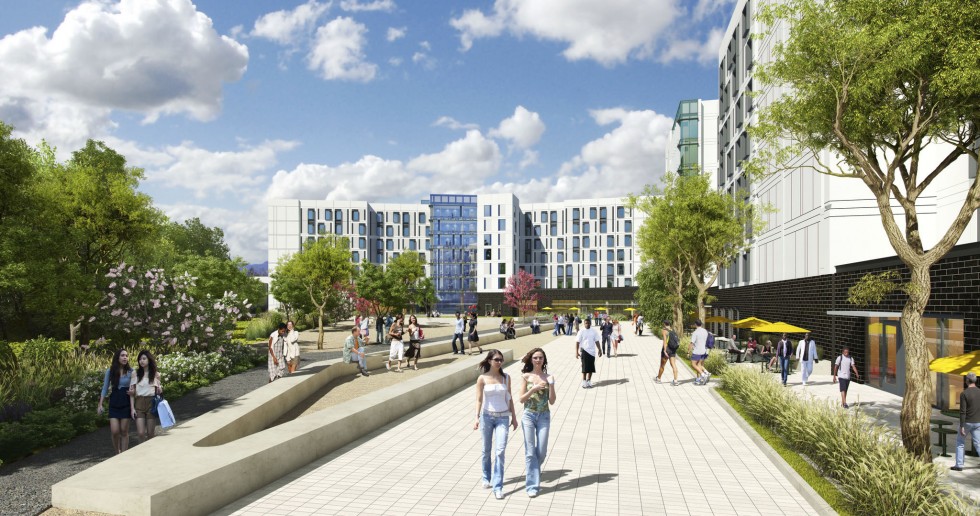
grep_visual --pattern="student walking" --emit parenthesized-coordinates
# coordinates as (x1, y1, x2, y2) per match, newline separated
(129, 350, 162, 443)
(796, 332, 818, 386)
(832, 347, 858, 408)
(773, 334, 792, 385)
(656, 320, 680, 386)
(576, 318, 602, 388)
(952, 372, 980, 472)
(285, 320, 300, 374)
(386, 315, 405, 372)
(473, 350, 518, 499)
(97, 349, 134, 454)
(519, 348, 555, 498)
(344, 326, 370, 376)
(468, 312, 482, 354)
(600, 317, 614, 357)
(267, 323, 288, 382)
(452, 311, 467, 354)
(405, 314, 422, 370)
(691, 320, 710, 385)
(360, 316, 371, 345)
(612, 319, 622, 356)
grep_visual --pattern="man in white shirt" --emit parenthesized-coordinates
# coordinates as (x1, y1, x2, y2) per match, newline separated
(796, 332, 818, 386)
(452, 312, 466, 355)
(832, 347, 859, 408)
(690, 320, 710, 385)
(576, 318, 603, 388)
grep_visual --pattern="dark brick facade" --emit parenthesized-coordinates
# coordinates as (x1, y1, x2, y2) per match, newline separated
(478, 287, 639, 317)
(708, 242, 980, 387)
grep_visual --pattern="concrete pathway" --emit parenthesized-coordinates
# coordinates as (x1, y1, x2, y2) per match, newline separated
(215, 334, 825, 516)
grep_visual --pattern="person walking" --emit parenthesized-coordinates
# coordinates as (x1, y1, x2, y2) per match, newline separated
(600, 317, 614, 357)
(360, 315, 371, 345)
(775, 333, 794, 386)
(285, 320, 300, 374)
(612, 319, 622, 357)
(267, 323, 288, 382)
(344, 325, 370, 376)
(576, 318, 602, 388)
(386, 314, 405, 372)
(691, 320, 710, 385)
(405, 314, 422, 370)
(636, 314, 645, 336)
(452, 311, 466, 355)
(473, 350, 518, 499)
(656, 320, 680, 386)
(376, 314, 385, 343)
(796, 332, 818, 386)
(952, 372, 980, 472)
(97, 349, 134, 454)
(519, 348, 555, 498)
(468, 312, 481, 354)
(129, 350, 162, 444)
(832, 347, 859, 408)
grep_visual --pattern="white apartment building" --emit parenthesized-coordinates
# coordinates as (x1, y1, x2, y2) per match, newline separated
(717, 0, 977, 289)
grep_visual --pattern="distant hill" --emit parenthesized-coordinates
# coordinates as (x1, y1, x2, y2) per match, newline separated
(245, 261, 268, 276)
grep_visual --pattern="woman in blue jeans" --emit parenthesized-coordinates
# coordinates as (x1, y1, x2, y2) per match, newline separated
(518, 348, 556, 497)
(473, 349, 517, 500)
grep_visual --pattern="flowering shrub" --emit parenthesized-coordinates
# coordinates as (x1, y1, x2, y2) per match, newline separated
(91, 263, 251, 352)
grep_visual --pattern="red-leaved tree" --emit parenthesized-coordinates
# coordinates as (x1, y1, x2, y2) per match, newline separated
(503, 270, 540, 321)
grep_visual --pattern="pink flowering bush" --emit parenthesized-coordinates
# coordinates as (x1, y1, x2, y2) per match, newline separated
(91, 263, 250, 352)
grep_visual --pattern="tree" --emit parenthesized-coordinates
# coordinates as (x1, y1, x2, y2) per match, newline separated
(172, 255, 265, 310)
(634, 263, 697, 328)
(503, 269, 540, 321)
(388, 252, 427, 313)
(752, 0, 980, 461)
(0, 123, 38, 339)
(270, 236, 354, 349)
(413, 277, 438, 315)
(354, 262, 399, 319)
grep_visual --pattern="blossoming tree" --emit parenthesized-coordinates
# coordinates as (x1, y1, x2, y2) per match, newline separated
(503, 270, 540, 321)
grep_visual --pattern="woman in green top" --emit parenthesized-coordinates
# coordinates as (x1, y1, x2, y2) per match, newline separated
(518, 347, 556, 498)
(343, 326, 369, 376)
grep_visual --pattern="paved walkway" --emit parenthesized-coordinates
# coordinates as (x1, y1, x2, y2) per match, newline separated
(215, 334, 823, 516)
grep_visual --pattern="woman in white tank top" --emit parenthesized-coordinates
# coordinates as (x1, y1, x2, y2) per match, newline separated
(473, 349, 517, 500)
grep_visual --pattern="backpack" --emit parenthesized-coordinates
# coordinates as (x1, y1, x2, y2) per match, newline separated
(667, 330, 680, 352)
(706, 332, 715, 350)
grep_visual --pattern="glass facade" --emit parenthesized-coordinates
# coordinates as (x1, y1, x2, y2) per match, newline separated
(429, 194, 478, 313)
(674, 99, 700, 176)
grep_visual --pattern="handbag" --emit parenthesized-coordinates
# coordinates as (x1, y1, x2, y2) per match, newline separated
(157, 399, 176, 429)
(150, 394, 163, 416)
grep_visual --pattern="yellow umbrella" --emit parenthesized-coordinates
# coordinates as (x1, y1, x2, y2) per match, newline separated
(542, 307, 553, 311)
(705, 315, 734, 323)
(625, 307, 637, 312)
(732, 317, 771, 329)
(569, 307, 580, 311)
(594, 307, 608, 311)
(752, 321, 810, 334)
(930, 351, 980, 376)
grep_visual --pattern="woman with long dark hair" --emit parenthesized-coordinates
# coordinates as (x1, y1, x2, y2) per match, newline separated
(404, 314, 422, 370)
(386, 314, 404, 372)
(97, 349, 134, 454)
(473, 349, 517, 500)
(518, 348, 555, 497)
(467, 312, 481, 355)
(129, 350, 162, 443)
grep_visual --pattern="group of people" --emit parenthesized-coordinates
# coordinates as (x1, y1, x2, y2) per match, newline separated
(267, 321, 301, 382)
(97, 349, 164, 454)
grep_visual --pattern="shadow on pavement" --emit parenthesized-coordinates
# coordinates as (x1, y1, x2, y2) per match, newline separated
(590, 378, 630, 387)
(549, 472, 619, 493)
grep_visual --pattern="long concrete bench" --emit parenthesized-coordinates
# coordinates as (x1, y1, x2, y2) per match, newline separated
(51, 323, 552, 516)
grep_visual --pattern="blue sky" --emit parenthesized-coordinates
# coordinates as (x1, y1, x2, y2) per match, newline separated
(0, 0, 733, 262)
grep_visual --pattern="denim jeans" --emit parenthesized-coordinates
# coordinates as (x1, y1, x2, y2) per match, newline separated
(779, 357, 791, 384)
(350, 352, 366, 370)
(522, 410, 551, 494)
(452, 333, 464, 353)
(601, 334, 611, 355)
(956, 422, 980, 467)
(481, 413, 510, 493)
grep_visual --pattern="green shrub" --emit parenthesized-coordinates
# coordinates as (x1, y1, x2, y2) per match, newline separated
(703, 350, 729, 375)
(721, 367, 968, 515)
(676, 335, 692, 360)
(0, 421, 37, 462)
(244, 311, 284, 340)
(11, 337, 74, 363)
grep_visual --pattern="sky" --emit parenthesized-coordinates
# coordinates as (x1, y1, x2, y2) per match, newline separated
(0, 0, 733, 263)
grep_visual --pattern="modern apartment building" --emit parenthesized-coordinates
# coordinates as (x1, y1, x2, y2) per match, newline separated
(665, 99, 719, 178)
(268, 194, 645, 315)
(710, 0, 980, 408)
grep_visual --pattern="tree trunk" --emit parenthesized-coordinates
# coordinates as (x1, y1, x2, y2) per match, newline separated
(69, 323, 81, 348)
(695, 287, 707, 324)
(672, 269, 684, 331)
(900, 263, 933, 462)
(317, 310, 324, 350)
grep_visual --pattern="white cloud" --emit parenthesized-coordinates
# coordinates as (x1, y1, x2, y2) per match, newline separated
(388, 57, 403, 66)
(419, 40, 431, 51)
(451, 0, 680, 66)
(0, 0, 248, 149)
(660, 27, 725, 64)
(307, 17, 378, 82)
(144, 139, 300, 199)
(433, 116, 479, 131)
(412, 51, 436, 69)
(692, 0, 736, 22)
(340, 0, 396, 12)
(251, 0, 330, 46)
(160, 203, 268, 263)
(267, 156, 413, 202)
(490, 106, 545, 148)
(386, 26, 406, 42)
(407, 130, 502, 180)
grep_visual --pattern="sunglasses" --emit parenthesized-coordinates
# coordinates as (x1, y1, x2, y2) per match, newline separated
(491, 358, 503, 363)
(532, 356, 544, 360)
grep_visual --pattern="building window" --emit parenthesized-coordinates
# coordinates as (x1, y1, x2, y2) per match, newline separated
(317, 222, 326, 234)
(498, 263, 506, 274)
(386, 239, 394, 250)
(583, 222, 590, 233)
(335, 223, 342, 235)
(541, 211, 547, 222)
(419, 212, 426, 224)
(335, 209, 342, 220)
(557, 252, 564, 262)
(409, 240, 417, 250)
(386, 226, 394, 237)
(573, 250, 580, 262)
(352, 251, 360, 262)
(358, 237, 366, 249)
(590, 207, 597, 219)
(583, 278, 590, 288)
(624, 235, 632, 246)
(617, 264, 625, 275)
(624, 220, 632, 232)
(617, 250, 625, 261)
(307, 236, 315, 243)
(607, 250, 614, 261)
(617, 206, 625, 218)
(590, 264, 597, 276)
(573, 237, 580, 248)
(557, 238, 565, 249)
(600, 221, 607, 233)
(485, 249, 492, 260)
(572, 222, 580, 234)
(572, 208, 580, 220)
(307, 223, 315, 234)
(484, 205, 492, 216)
(393, 212, 400, 224)
(352, 210, 360, 221)
(583, 236, 590, 248)
(498, 277, 506, 289)
(358, 223, 366, 235)
(607, 264, 614, 276)
(600, 207, 607, 219)
(403, 227, 410, 237)
(590, 250, 597, 262)
(498, 219, 506, 231)
(307, 209, 316, 220)
(624, 278, 632, 287)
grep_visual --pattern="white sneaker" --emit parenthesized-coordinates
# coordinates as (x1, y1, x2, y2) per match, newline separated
(494, 491, 504, 500)
(581, 380, 587, 389)
(482, 480, 491, 489)
(528, 491, 538, 498)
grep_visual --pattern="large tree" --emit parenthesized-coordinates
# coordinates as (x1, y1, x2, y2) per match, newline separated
(632, 187, 690, 330)
(752, 0, 980, 460)
(0, 123, 39, 339)
(503, 269, 540, 321)
(271, 236, 354, 349)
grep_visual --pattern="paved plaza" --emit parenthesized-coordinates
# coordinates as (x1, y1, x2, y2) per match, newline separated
(215, 334, 829, 516)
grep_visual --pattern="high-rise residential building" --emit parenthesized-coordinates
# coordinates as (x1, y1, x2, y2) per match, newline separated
(666, 99, 719, 177)
(268, 194, 645, 315)
(710, 0, 979, 408)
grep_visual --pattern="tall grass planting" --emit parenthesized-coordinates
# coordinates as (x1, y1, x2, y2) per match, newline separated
(721, 367, 970, 515)
(244, 311, 284, 340)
